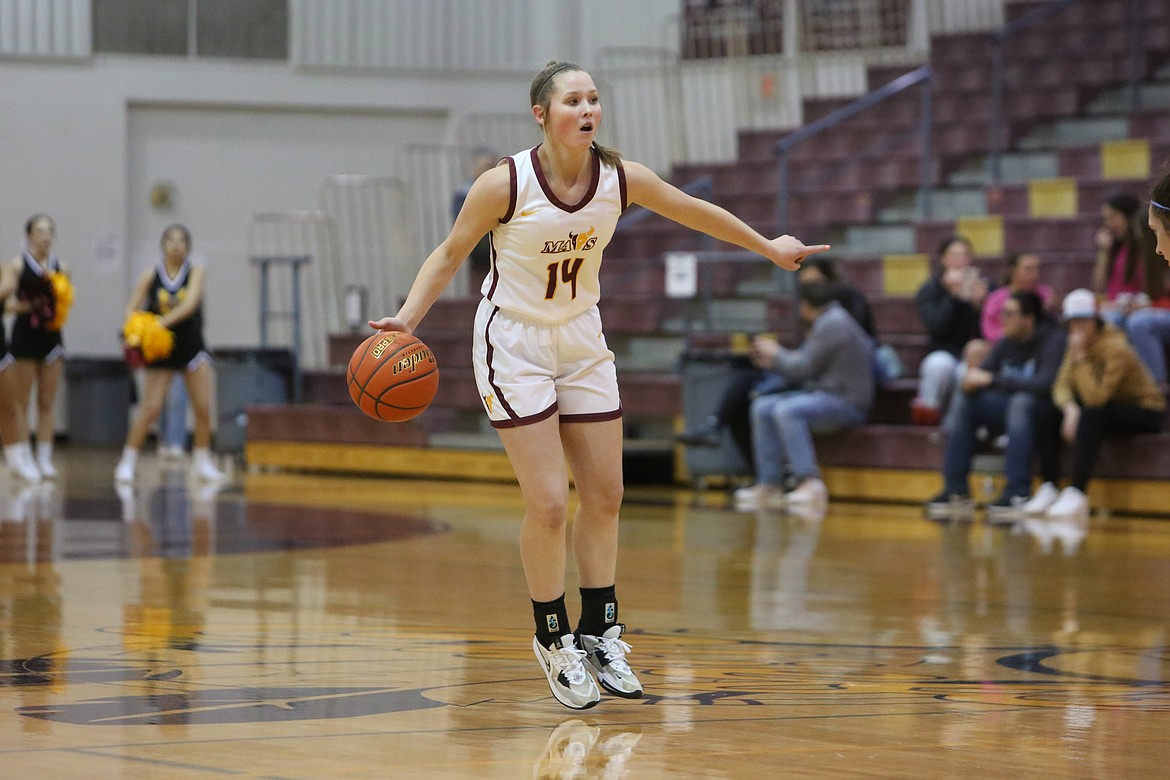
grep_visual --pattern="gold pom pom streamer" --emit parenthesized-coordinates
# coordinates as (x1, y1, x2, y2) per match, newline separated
(122, 311, 175, 366)
(47, 271, 74, 331)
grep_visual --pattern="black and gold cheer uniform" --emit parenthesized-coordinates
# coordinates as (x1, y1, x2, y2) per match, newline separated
(10, 252, 64, 363)
(145, 259, 208, 370)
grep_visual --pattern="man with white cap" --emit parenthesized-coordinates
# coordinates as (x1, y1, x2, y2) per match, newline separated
(1024, 288, 1165, 517)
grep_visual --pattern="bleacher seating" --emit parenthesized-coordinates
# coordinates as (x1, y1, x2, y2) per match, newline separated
(249, 0, 1170, 513)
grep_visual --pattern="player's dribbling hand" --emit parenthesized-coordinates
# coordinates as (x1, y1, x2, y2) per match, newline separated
(769, 235, 831, 271)
(368, 316, 412, 335)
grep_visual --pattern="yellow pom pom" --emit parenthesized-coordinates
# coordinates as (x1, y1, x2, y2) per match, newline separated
(47, 271, 74, 331)
(122, 311, 174, 365)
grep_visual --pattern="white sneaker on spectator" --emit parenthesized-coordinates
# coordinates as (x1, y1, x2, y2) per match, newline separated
(1022, 482, 1060, 515)
(1045, 486, 1088, 519)
(784, 478, 827, 506)
(732, 484, 766, 510)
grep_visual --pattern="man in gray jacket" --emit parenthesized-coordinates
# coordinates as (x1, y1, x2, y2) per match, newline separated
(734, 280, 874, 510)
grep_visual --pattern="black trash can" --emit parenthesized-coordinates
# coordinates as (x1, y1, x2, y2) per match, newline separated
(66, 357, 133, 446)
(679, 351, 753, 488)
(213, 348, 295, 453)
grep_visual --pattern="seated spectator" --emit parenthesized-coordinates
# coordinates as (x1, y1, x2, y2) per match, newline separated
(943, 251, 1053, 433)
(924, 291, 1065, 520)
(980, 252, 1055, 342)
(1023, 289, 1166, 518)
(732, 280, 874, 511)
(1092, 192, 1161, 324)
(913, 235, 989, 426)
(676, 256, 876, 462)
(1123, 280, 1170, 385)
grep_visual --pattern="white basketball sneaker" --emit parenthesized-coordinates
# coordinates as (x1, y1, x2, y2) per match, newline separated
(533, 634, 601, 710)
(579, 624, 643, 699)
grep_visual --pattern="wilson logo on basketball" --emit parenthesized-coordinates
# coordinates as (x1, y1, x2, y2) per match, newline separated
(393, 349, 433, 375)
(371, 337, 393, 359)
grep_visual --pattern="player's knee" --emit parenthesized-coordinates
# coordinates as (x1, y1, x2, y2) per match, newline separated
(526, 493, 570, 528)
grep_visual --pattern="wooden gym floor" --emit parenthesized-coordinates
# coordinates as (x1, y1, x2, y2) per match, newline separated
(1, 445, 1169, 778)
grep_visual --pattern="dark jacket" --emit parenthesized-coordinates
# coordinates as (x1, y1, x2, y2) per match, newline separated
(981, 319, 1065, 396)
(916, 276, 983, 357)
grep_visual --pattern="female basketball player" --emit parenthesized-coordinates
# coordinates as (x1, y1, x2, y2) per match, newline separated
(369, 61, 829, 710)
(114, 225, 224, 484)
(8, 215, 68, 479)
(1151, 170, 1170, 263)
(0, 256, 41, 482)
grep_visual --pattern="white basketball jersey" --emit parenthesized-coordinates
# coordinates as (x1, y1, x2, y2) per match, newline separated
(481, 145, 627, 323)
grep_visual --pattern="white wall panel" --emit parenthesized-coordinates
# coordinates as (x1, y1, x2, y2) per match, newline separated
(0, 0, 88, 58)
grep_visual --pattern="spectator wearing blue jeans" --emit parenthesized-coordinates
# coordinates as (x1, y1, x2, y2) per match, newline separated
(925, 291, 1065, 520)
(1124, 306, 1170, 384)
(158, 374, 188, 458)
(734, 280, 874, 511)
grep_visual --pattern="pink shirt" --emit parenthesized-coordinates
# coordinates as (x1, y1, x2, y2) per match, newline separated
(1105, 244, 1145, 301)
(980, 284, 1055, 341)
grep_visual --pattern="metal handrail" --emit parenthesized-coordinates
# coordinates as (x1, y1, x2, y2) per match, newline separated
(773, 64, 934, 235)
(988, 0, 1147, 182)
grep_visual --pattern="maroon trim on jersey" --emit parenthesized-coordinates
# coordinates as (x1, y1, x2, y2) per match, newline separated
(483, 305, 522, 422)
(489, 402, 559, 429)
(560, 407, 623, 424)
(616, 160, 628, 212)
(484, 231, 499, 299)
(499, 156, 518, 224)
(530, 144, 599, 214)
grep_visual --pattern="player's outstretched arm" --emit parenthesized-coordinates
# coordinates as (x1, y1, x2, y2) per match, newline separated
(623, 160, 829, 271)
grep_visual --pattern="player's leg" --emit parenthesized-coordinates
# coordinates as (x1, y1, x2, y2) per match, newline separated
(115, 368, 175, 482)
(0, 361, 39, 481)
(182, 358, 223, 480)
(561, 417, 641, 698)
(498, 416, 600, 709)
(33, 357, 63, 478)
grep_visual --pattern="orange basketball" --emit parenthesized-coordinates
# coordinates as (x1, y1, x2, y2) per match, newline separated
(347, 331, 439, 422)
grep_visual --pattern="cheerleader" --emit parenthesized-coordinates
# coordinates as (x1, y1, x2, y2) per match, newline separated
(114, 224, 223, 484)
(7, 215, 71, 479)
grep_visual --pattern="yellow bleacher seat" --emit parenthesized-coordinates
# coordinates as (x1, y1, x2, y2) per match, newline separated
(1028, 177, 1078, 217)
(881, 253, 931, 296)
(955, 215, 1004, 257)
(1101, 138, 1151, 180)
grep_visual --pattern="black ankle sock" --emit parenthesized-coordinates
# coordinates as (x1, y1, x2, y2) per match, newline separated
(532, 595, 570, 649)
(576, 585, 618, 637)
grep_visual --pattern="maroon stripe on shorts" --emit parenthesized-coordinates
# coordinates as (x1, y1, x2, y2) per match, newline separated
(559, 407, 623, 424)
(484, 305, 522, 423)
(489, 402, 559, 429)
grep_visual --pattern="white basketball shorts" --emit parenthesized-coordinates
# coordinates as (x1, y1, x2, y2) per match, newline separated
(472, 299, 622, 428)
